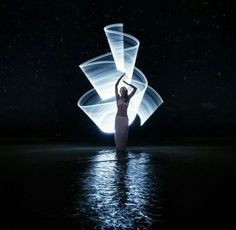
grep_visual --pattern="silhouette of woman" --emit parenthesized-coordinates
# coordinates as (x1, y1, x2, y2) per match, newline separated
(114, 73, 137, 151)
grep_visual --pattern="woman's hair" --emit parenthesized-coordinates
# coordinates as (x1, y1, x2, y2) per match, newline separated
(123, 88, 129, 103)
(120, 87, 129, 102)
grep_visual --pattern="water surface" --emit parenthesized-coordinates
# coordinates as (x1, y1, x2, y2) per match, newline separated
(0, 144, 235, 229)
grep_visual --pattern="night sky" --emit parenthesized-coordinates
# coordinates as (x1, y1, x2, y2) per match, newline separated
(0, 0, 235, 144)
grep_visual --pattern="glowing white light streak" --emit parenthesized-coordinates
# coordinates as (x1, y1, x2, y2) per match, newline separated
(78, 23, 163, 133)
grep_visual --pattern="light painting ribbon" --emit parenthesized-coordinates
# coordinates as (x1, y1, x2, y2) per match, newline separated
(78, 24, 163, 133)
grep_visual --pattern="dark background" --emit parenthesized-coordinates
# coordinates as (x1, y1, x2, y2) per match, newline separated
(0, 0, 235, 144)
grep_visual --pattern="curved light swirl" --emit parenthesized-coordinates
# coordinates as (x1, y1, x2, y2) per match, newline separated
(78, 23, 163, 133)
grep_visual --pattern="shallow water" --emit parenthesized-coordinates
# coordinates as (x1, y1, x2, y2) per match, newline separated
(71, 150, 165, 228)
(0, 145, 235, 229)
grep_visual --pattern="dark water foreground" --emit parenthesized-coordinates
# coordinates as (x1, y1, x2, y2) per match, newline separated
(0, 144, 235, 229)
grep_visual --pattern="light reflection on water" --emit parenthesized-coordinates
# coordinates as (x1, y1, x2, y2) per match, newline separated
(71, 150, 164, 228)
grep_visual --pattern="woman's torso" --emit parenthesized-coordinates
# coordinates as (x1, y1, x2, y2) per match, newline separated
(116, 98, 129, 116)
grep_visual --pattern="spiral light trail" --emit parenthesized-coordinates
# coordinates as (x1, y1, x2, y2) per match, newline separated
(78, 24, 163, 133)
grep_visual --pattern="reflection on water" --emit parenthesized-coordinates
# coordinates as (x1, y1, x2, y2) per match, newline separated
(71, 150, 164, 228)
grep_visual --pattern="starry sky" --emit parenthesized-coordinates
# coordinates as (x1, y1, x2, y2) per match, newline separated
(0, 0, 235, 143)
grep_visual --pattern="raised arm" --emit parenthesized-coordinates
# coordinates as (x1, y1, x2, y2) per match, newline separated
(115, 73, 126, 99)
(123, 80, 137, 99)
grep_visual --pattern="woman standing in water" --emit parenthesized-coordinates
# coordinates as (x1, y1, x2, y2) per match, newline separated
(115, 73, 137, 152)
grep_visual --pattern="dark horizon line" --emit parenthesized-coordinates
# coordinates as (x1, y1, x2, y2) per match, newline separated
(0, 136, 235, 146)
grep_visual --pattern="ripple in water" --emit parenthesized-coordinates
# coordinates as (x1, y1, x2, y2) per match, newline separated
(71, 150, 164, 228)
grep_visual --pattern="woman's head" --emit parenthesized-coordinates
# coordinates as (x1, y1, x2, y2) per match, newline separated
(120, 87, 128, 96)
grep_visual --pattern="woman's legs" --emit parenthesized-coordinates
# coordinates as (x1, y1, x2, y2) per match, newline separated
(115, 115, 129, 151)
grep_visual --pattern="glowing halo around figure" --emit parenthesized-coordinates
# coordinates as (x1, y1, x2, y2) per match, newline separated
(78, 23, 163, 134)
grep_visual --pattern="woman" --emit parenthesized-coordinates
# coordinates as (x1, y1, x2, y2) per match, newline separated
(114, 73, 137, 151)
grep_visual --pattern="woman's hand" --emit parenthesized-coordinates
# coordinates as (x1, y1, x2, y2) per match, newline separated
(123, 80, 129, 85)
(123, 80, 136, 88)
(120, 73, 126, 79)
(115, 73, 126, 98)
(116, 73, 126, 86)
(123, 80, 137, 99)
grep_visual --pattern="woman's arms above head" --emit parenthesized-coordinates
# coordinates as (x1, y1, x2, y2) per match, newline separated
(123, 80, 137, 99)
(115, 73, 126, 99)
(115, 73, 126, 86)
